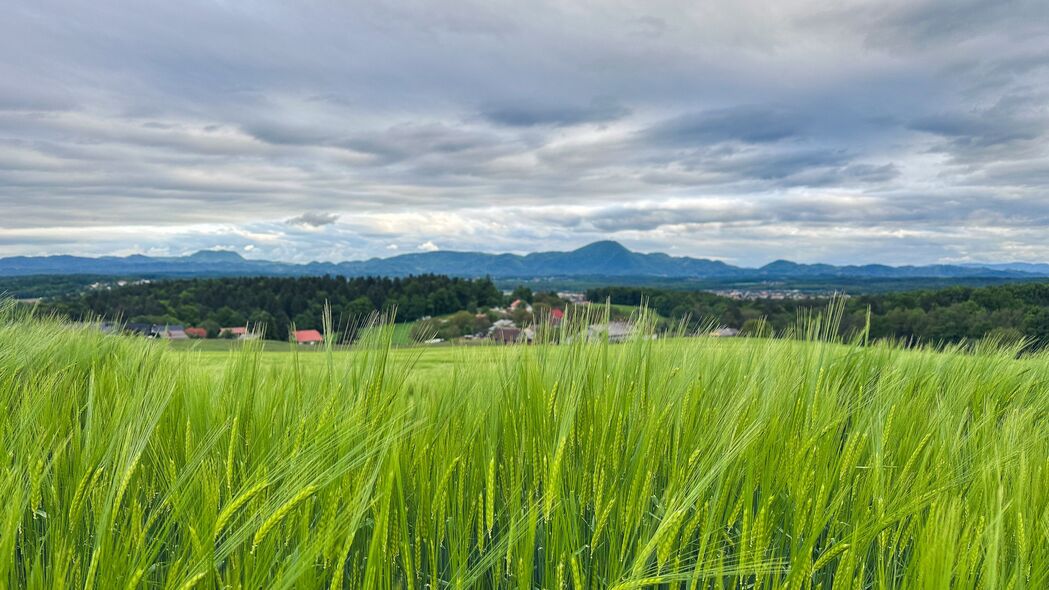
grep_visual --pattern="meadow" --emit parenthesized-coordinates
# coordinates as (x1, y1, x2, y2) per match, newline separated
(0, 301, 1047, 588)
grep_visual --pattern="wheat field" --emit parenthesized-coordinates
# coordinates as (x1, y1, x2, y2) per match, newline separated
(0, 301, 1046, 588)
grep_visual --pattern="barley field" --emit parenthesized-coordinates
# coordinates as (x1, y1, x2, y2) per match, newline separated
(1, 302, 1047, 588)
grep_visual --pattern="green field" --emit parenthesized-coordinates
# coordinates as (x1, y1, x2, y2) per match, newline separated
(167, 323, 417, 353)
(177, 339, 500, 378)
(1, 303, 1047, 588)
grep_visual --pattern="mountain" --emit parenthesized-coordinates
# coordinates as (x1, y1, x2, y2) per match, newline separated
(961, 262, 1049, 275)
(0, 242, 1045, 281)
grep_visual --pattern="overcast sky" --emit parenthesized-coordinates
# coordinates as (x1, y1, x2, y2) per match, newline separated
(2, 0, 1048, 265)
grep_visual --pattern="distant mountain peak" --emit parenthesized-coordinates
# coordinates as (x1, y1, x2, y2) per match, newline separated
(761, 259, 799, 270)
(572, 240, 631, 256)
(187, 249, 245, 262)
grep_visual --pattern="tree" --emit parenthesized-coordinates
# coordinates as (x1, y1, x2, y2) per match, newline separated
(510, 286, 533, 304)
(511, 307, 531, 327)
(248, 310, 275, 339)
(410, 319, 439, 342)
(740, 318, 772, 338)
(984, 326, 1025, 346)
(1025, 308, 1049, 347)
(201, 320, 221, 339)
(345, 296, 374, 319)
(446, 311, 479, 337)
(213, 306, 245, 328)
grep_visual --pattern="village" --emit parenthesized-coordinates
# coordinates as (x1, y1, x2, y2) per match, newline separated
(96, 289, 742, 346)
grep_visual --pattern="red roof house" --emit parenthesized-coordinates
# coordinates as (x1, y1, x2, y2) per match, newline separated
(185, 327, 208, 339)
(294, 329, 324, 345)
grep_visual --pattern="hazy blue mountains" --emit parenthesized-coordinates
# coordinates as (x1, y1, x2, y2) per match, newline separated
(0, 240, 1044, 280)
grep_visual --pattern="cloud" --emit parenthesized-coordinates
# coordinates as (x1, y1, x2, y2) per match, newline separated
(286, 211, 340, 227)
(417, 241, 439, 252)
(0, 0, 1047, 264)
(644, 106, 801, 146)
(481, 97, 630, 127)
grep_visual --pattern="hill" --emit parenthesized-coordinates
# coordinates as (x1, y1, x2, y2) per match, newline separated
(2, 241, 1046, 282)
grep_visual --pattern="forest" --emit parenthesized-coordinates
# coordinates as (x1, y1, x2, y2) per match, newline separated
(45, 274, 504, 341)
(38, 275, 1049, 348)
(588, 282, 1049, 346)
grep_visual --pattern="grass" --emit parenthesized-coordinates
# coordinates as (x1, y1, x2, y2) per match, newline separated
(178, 342, 500, 380)
(0, 300, 1047, 588)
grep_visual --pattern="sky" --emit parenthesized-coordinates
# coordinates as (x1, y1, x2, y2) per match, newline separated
(1, 0, 1048, 266)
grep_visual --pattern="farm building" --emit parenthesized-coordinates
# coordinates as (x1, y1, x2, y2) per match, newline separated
(587, 322, 633, 343)
(294, 329, 324, 345)
(709, 327, 740, 337)
(489, 326, 522, 344)
(221, 326, 261, 340)
(124, 323, 153, 337)
(156, 325, 188, 340)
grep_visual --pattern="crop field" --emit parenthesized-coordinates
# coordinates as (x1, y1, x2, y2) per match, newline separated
(1, 302, 1047, 588)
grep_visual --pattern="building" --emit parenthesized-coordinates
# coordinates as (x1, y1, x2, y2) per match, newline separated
(98, 322, 187, 339)
(509, 299, 532, 312)
(709, 327, 740, 337)
(550, 308, 565, 324)
(185, 327, 208, 339)
(587, 321, 633, 343)
(489, 326, 522, 344)
(557, 292, 588, 304)
(124, 323, 153, 337)
(156, 325, 188, 340)
(221, 326, 246, 338)
(220, 326, 260, 340)
(294, 329, 324, 345)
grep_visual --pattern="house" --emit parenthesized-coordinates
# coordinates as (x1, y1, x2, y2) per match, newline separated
(220, 326, 260, 340)
(102, 322, 187, 338)
(489, 326, 522, 344)
(709, 327, 740, 338)
(587, 321, 633, 343)
(294, 329, 324, 345)
(124, 323, 153, 337)
(185, 327, 208, 339)
(157, 325, 188, 340)
(557, 292, 588, 304)
(509, 299, 532, 312)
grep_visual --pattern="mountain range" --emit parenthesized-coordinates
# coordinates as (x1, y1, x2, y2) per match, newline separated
(0, 241, 1046, 280)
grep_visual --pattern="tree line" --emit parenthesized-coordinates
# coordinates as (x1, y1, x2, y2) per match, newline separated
(40, 274, 1049, 347)
(587, 282, 1049, 347)
(46, 275, 504, 341)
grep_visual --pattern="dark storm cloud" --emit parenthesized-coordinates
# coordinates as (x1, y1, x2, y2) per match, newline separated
(0, 0, 1048, 265)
